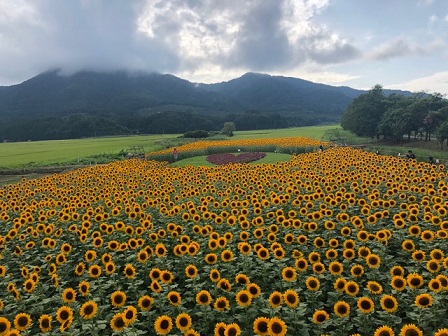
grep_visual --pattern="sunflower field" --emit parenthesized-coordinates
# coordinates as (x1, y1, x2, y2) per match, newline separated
(0, 138, 448, 336)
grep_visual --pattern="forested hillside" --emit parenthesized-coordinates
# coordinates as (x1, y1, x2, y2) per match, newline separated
(0, 70, 412, 141)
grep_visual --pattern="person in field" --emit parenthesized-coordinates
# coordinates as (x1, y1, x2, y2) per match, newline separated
(406, 150, 416, 160)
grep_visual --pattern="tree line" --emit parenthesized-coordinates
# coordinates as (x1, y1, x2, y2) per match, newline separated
(1, 110, 317, 142)
(341, 85, 448, 148)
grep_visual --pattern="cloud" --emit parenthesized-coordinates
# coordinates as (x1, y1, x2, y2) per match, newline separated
(385, 71, 448, 95)
(369, 39, 427, 60)
(139, 0, 360, 74)
(0, 0, 361, 85)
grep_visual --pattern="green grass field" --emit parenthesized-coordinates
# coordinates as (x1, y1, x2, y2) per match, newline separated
(0, 135, 175, 168)
(2, 124, 448, 170)
(0, 126, 338, 168)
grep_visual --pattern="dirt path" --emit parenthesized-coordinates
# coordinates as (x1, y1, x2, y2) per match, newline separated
(0, 165, 88, 186)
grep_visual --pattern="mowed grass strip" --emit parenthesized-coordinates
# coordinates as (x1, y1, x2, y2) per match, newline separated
(171, 152, 292, 167)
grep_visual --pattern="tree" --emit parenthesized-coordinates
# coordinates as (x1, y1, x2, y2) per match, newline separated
(377, 108, 412, 142)
(436, 120, 448, 149)
(221, 122, 236, 137)
(341, 85, 386, 138)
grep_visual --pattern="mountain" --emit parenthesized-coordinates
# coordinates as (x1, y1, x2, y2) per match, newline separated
(0, 70, 413, 141)
(199, 72, 360, 115)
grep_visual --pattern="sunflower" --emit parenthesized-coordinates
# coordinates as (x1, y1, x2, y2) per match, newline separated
(185, 264, 198, 278)
(312, 310, 329, 324)
(235, 290, 252, 308)
(329, 261, 343, 276)
(77, 280, 90, 297)
(245, 283, 260, 298)
(105, 262, 116, 275)
(235, 273, 250, 285)
(257, 247, 270, 260)
(210, 269, 221, 283)
(412, 250, 426, 262)
(267, 317, 287, 336)
(123, 264, 137, 279)
(399, 324, 423, 336)
(281, 267, 297, 282)
(123, 306, 138, 325)
(406, 272, 424, 289)
(295, 258, 309, 272)
(390, 276, 407, 291)
(62, 288, 77, 303)
(84, 250, 97, 262)
(430, 248, 445, 261)
(390, 265, 405, 277)
(326, 248, 338, 260)
(312, 262, 325, 274)
(111, 291, 127, 308)
(224, 323, 241, 336)
(0, 318, 11, 336)
(366, 253, 381, 268)
(426, 259, 440, 273)
(218, 278, 232, 292)
(88, 265, 101, 278)
(415, 293, 433, 308)
(110, 313, 128, 332)
(345, 281, 360, 296)
(80, 301, 98, 320)
(374, 325, 395, 336)
(214, 297, 230, 311)
(167, 291, 182, 306)
(23, 279, 36, 293)
(6, 329, 20, 336)
(155, 243, 167, 257)
(366, 281, 383, 295)
(348, 263, 364, 278)
(72, 262, 85, 276)
(437, 274, 448, 289)
(196, 290, 212, 306)
(380, 295, 398, 313)
(434, 328, 448, 336)
(221, 249, 234, 262)
(268, 291, 283, 308)
(306, 277, 320, 291)
(160, 270, 174, 284)
(150, 280, 162, 293)
(175, 313, 192, 332)
(214, 322, 227, 336)
(38, 314, 52, 332)
(357, 297, 374, 314)
(334, 301, 350, 318)
(283, 289, 299, 308)
(56, 306, 73, 324)
(334, 278, 347, 292)
(308, 251, 321, 263)
(205, 253, 218, 265)
(253, 317, 269, 336)
(138, 295, 154, 311)
(149, 268, 161, 280)
(13, 313, 31, 331)
(184, 329, 200, 336)
(343, 248, 356, 260)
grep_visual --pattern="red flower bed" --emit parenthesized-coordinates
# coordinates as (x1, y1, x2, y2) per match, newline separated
(206, 152, 266, 165)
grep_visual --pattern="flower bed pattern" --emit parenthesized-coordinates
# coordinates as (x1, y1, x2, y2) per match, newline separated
(206, 152, 266, 165)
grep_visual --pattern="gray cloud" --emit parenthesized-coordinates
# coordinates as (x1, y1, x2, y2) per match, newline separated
(0, 0, 360, 85)
(369, 39, 426, 61)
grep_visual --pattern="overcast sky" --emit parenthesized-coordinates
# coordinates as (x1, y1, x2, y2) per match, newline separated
(0, 0, 447, 94)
